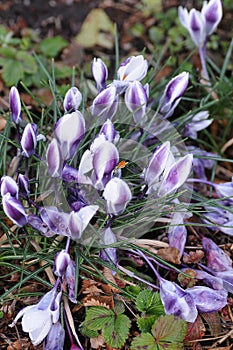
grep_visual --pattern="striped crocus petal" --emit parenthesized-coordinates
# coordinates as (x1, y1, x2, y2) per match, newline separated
(91, 85, 118, 119)
(1, 175, 19, 198)
(63, 86, 82, 113)
(189, 9, 206, 48)
(92, 57, 108, 91)
(18, 174, 30, 196)
(103, 177, 132, 215)
(125, 81, 148, 123)
(46, 138, 63, 177)
(9, 86, 22, 124)
(2, 193, 27, 227)
(117, 55, 148, 82)
(69, 205, 98, 240)
(202, 0, 223, 36)
(21, 123, 38, 158)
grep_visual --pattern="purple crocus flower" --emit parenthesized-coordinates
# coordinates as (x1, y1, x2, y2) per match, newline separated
(159, 72, 189, 118)
(27, 214, 55, 237)
(187, 146, 216, 180)
(54, 111, 85, 161)
(2, 193, 27, 227)
(184, 111, 213, 139)
(46, 138, 63, 177)
(9, 287, 62, 346)
(125, 81, 148, 123)
(214, 178, 233, 200)
(1, 175, 19, 198)
(117, 55, 148, 82)
(40, 206, 70, 236)
(91, 85, 118, 119)
(201, 0, 223, 36)
(103, 177, 132, 215)
(54, 249, 71, 277)
(18, 174, 30, 196)
(44, 321, 65, 350)
(99, 227, 118, 267)
(99, 119, 119, 143)
(203, 205, 233, 236)
(92, 58, 108, 91)
(65, 258, 77, 303)
(9, 86, 22, 124)
(63, 86, 82, 113)
(68, 205, 98, 240)
(202, 237, 232, 272)
(21, 123, 38, 158)
(168, 211, 191, 257)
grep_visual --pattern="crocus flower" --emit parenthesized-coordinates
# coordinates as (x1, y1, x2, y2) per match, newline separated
(65, 258, 77, 303)
(159, 72, 189, 118)
(63, 86, 82, 113)
(54, 249, 71, 277)
(201, 0, 223, 36)
(91, 85, 118, 120)
(46, 138, 63, 178)
(92, 58, 108, 91)
(202, 237, 232, 272)
(99, 227, 118, 266)
(1, 176, 19, 198)
(203, 204, 233, 236)
(184, 111, 213, 139)
(21, 123, 38, 158)
(40, 206, 70, 236)
(68, 205, 99, 240)
(214, 178, 233, 200)
(99, 119, 119, 143)
(168, 211, 189, 258)
(27, 214, 55, 237)
(125, 81, 148, 123)
(103, 177, 132, 215)
(18, 174, 30, 196)
(44, 322, 65, 350)
(158, 154, 193, 196)
(9, 287, 62, 346)
(54, 111, 85, 161)
(9, 86, 22, 124)
(117, 55, 148, 82)
(187, 146, 216, 180)
(2, 193, 27, 227)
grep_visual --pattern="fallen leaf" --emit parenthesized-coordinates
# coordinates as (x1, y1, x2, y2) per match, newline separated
(82, 295, 114, 309)
(156, 247, 181, 264)
(0, 116, 7, 131)
(90, 334, 105, 349)
(75, 9, 114, 49)
(184, 315, 206, 344)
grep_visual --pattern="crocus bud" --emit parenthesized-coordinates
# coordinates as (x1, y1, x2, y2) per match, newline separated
(9, 86, 22, 124)
(54, 249, 71, 277)
(158, 154, 193, 196)
(159, 72, 189, 118)
(103, 177, 132, 215)
(46, 138, 63, 177)
(100, 227, 118, 266)
(18, 174, 30, 196)
(54, 111, 85, 161)
(201, 0, 222, 36)
(99, 119, 119, 143)
(63, 86, 82, 113)
(92, 58, 108, 91)
(65, 259, 77, 303)
(125, 81, 148, 123)
(92, 141, 119, 189)
(2, 193, 27, 227)
(144, 141, 170, 189)
(21, 123, 38, 157)
(1, 176, 18, 198)
(202, 237, 232, 272)
(91, 85, 118, 119)
(117, 55, 148, 82)
(168, 212, 187, 258)
(184, 111, 213, 139)
(44, 322, 65, 350)
(68, 205, 98, 240)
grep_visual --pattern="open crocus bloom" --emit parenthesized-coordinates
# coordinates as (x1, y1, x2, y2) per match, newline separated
(9, 287, 62, 346)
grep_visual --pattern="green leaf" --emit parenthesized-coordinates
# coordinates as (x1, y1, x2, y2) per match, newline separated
(136, 290, 165, 316)
(103, 313, 130, 348)
(0, 46, 17, 59)
(16, 51, 38, 74)
(131, 333, 157, 350)
(39, 36, 68, 57)
(114, 300, 125, 314)
(81, 323, 99, 339)
(2, 60, 24, 86)
(137, 315, 158, 333)
(84, 306, 114, 331)
(151, 315, 188, 344)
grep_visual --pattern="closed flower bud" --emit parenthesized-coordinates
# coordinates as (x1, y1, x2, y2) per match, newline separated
(54, 111, 85, 160)
(2, 193, 27, 227)
(21, 123, 38, 157)
(103, 177, 132, 215)
(1, 175, 19, 198)
(54, 249, 71, 277)
(92, 58, 108, 91)
(91, 85, 118, 119)
(117, 55, 148, 82)
(63, 86, 82, 113)
(99, 119, 119, 143)
(18, 174, 30, 196)
(68, 205, 98, 240)
(201, 0, 222, 36)
(125, 81, 148, 123)
(9, 86, 22, 124)
(46, 138, 63, 177)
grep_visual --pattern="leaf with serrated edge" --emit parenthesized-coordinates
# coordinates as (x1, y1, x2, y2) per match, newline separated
(84, 306, 114, 331)
(102, 313, 130, 348)
(152, 315, 187, 344)
(137, 315, 158, 333)
(136, 290, 164, 315)
(131, 333, 157, 350)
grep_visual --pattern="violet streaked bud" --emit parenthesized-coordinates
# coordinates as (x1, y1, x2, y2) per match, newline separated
(100, 227, 118, 266)
(46, 138, 63, 178)
(92, 58, 108, 91)
(21, 123, 38, 158)
(68, 205, 98, 240)
(190, 269, 224, 290)
(201, 0, 223, 36)
(9, 86, 22, 124)
(144, 141, 170, 189)
(54, 249, 71, 277)
(91, 85, 118, 119)
(1, 175, 18, 198)
(63, 86, 82, 113)
(186, 285, 227, 313)
(65, 259, 77, 303)
(18, 174, 30, 196)
(103, 177, 132, 215)
(159, 72, 189, 118)
(27, 214, 55, 237)
(214, 178, 233, 199)
(184, 111, 213, 139)
(117, 55, 148, 82)
(202, 237, 232, 272)
(125, 81, 148, 123)
(215, 270, 233, 294)
(40, 207, 70, 236)
(54, 111, 85, 161)
(99, 119, 119, 143)
(93, 140, 119, 189)
(158, 154, 193, 196)
(168, 212, 188, 257)
(44, 322, 65, 350)
(2, 193, 27, 227)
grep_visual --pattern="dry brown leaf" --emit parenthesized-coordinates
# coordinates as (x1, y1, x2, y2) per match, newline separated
(0, 116, 7, 131)
(183, 250, 205, 264)
(200, 312, 221, 336)
(82, 295, 114, 309)
(184, 315, 206, 344)
(156, 247, 181, 264)
(90, 334, 105, 349)
(81, 279, 103, 295)
(101, 267, 121, 294)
